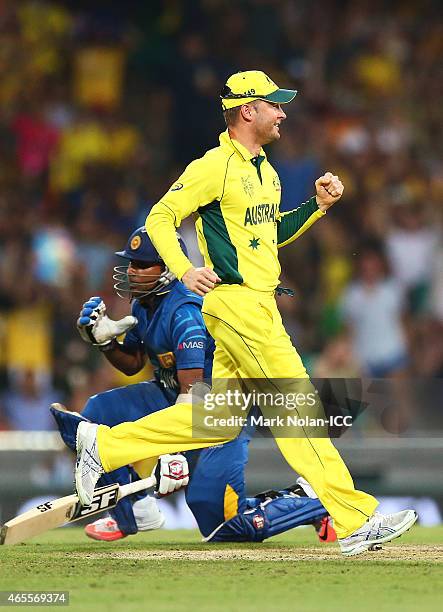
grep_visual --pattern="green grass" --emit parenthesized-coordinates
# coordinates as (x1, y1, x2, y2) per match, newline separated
(1, 527, 442, 611)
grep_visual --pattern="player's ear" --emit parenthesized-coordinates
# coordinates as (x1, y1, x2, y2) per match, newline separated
(240, 103, 256, 123)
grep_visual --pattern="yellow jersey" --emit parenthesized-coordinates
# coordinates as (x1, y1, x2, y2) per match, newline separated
(146, 130, 325, 292)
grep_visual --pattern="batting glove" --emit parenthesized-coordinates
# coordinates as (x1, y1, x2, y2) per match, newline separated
(154, 454, 189, 496)
(77, 296, 137, 348)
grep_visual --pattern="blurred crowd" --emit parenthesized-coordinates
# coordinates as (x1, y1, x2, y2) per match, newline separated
(0, 0, 441, 431)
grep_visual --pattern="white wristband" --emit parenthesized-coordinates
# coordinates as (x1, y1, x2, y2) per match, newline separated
(175, 393, 193, 404)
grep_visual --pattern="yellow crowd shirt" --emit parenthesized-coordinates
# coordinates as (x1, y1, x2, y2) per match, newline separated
(147, 130, 325, 292)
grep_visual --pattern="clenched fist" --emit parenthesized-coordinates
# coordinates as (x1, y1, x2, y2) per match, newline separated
(315, 172, 344, 211)
(182, 266, 221, 296)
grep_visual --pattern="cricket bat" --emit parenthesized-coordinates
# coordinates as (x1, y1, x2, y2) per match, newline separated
(0, 475, 156, 546)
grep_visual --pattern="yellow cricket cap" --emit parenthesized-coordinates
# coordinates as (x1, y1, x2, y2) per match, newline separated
(220, 70, 297, 110)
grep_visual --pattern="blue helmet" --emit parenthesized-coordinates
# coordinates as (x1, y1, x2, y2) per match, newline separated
(113, 226, 188, 300)
(115, 226, 188, 263)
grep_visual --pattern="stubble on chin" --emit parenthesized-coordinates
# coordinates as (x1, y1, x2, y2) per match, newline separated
(265, 129, 281, 144)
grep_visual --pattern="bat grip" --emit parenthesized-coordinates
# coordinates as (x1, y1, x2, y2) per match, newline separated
(118, 475, 156, 499)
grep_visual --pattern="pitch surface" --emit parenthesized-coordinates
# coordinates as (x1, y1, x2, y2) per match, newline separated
(1, 527, 441, 611)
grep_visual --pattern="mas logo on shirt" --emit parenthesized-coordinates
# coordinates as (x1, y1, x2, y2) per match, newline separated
(178, 341, 204, 350)
(157, 352, 176, 368)
(273, 175, 281, 191)
(241, 175, 255, 199)
(170, 183, 183, 191)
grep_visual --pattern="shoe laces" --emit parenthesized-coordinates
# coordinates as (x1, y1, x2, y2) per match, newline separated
(370, 511, 398, 529)
(82, 440, 103, 476)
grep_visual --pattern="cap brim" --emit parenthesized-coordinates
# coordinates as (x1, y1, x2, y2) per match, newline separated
(115, 250, 161, 264)
(221, 88, 297, 110)
(260, 89, 297, 104)
(115, 250, 131, 259)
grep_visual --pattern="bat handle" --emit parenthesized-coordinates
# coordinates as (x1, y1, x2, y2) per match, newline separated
(118, 475, 156, 499)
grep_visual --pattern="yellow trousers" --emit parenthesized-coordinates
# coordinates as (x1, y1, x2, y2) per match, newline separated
(97, 286, 377, 538)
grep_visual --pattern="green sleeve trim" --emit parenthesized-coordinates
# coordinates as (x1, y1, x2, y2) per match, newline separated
(277, 196, 325, 247)
(199, 200, 243, 284)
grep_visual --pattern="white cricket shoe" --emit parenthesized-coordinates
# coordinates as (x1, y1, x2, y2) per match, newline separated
(339, 509, 418, 556)
(75, 421, 104, 506)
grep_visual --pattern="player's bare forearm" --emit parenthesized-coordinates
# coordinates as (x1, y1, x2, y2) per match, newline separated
(177, 368, 205, 394)
(315, 172, 344, 211)
(102, 343, 147, 376)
